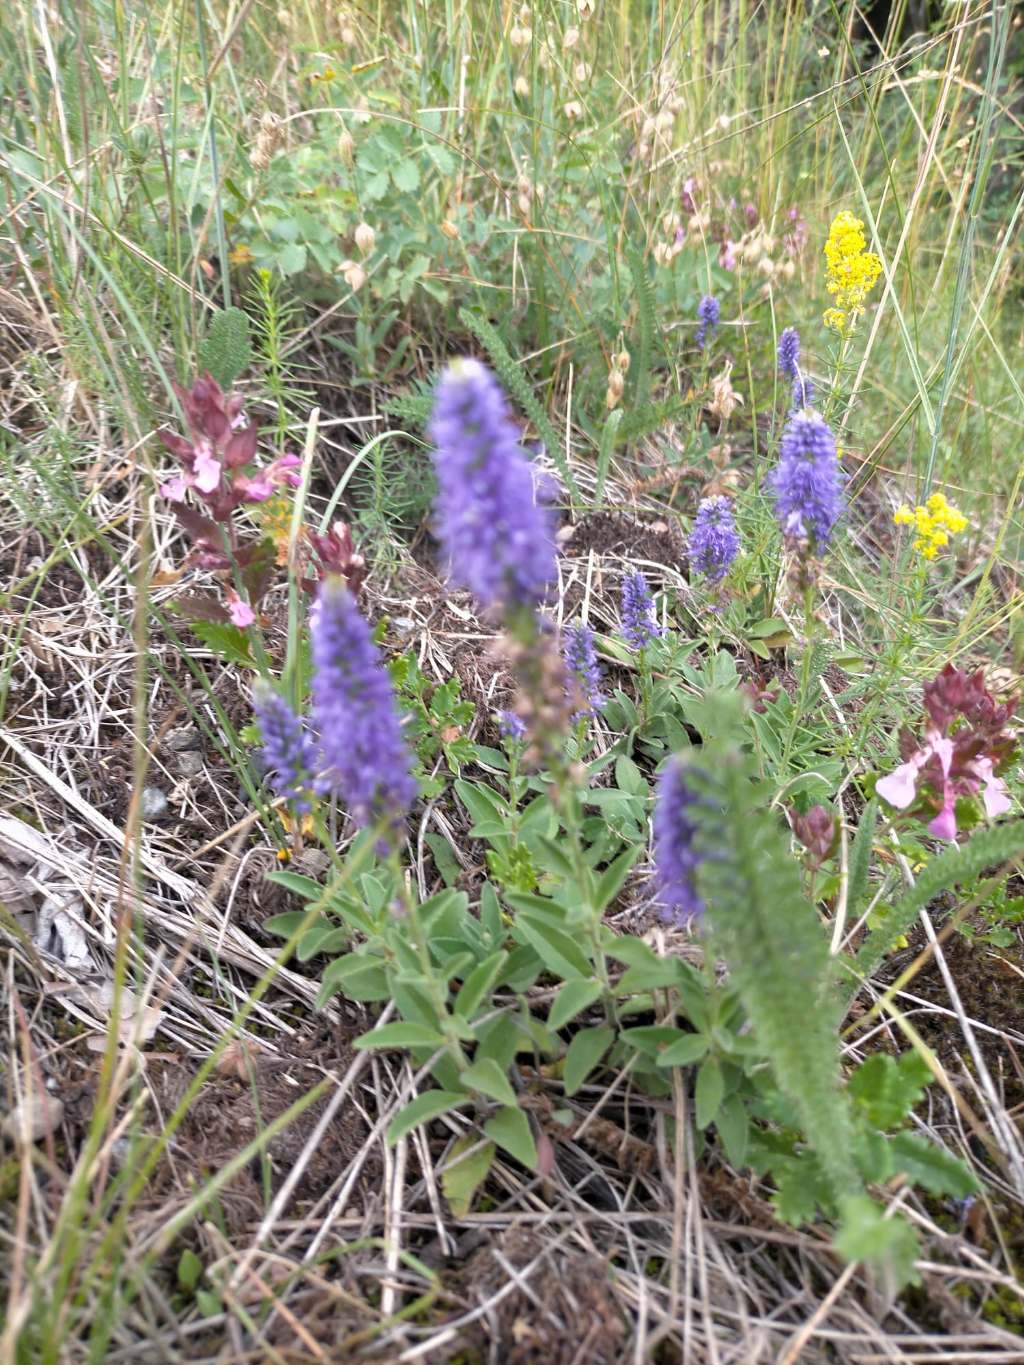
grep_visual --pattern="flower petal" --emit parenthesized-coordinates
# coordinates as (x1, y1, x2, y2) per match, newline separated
(876, 761, 920, 810)
(927, 800, 958, 841)
(974, 758, 1012, 819)
(193, 445, 223, 494)
(226, 592, 255, 628)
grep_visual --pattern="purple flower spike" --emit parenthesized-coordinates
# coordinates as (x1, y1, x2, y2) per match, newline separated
(498, 709, 526, 742)
(653, 756, 704, 928)
(429, 359, 557, 612)
(778, 327, 812, 410)
(621, 571, 663, 652)
(696, 294, 720, 350)
(253, 683, 316, 814)
(310, 579, 416, 841)
(688, 496, 740, 584)
(563, 624, 604, 721)
(770, 410, 845, 553)
(777, 327, 800, 380)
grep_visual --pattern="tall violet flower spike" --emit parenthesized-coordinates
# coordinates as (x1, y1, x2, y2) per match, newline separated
(696, 294, 720, 350)
(621, 571, 663, 652)
(428, 359, 557, 613)
(777, 326, 812, 410)
(688, 496, 740, 584)
(770, 410, 845, 553)
(252, 682, 316, 814)
(310, 579, 416, 841)
(653, 756, 705, 928)
(563, 623, 604, 721)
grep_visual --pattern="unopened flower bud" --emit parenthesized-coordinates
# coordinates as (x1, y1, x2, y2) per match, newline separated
(337, 128, 355, 164)
(616, 348, 630, 373)
(440, 218, 460, 240)
(354, 221, 376, 255)
(577, 0, 595, 17)
(514, 74, 530, 97)
(606, 367, 625, 408)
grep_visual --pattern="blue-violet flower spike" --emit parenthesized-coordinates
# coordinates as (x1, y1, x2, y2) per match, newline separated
(696, 294, 720, 350)
(563, 624, 604, 721)
(252, 683, 316, 814)
(428, 359, 557, 612)
(310, 578, 416, 840)
(770, 410, 845, 553)
(621, 571, 664, 652)
(498, 709, 526, 742)
(777, 327, 800, 380)
(653, 756, 704, 927)
(688, 496, 740, 584)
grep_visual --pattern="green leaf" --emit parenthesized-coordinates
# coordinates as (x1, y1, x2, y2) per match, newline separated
(441, 1134, 495, 1217)
(617, 960, 685, 993)
(887, 1132, 979, 1197)
(656, 1033, 710, 1067)
(513, 917, 591, 980)
(548, 978, 604, 1031)
(276, 241, 307, 275)
(392, 158, 420, 193)
(715, 1094, 749, 1165)
(848, 1052, 931, 1129)
(263, 910, 307, 938)
(594, 845, 643, 912)
(354, 1022, 446, 1051)
(265, 871, 323, 900)
(453, 950, 507, 1021)
(197, 306, 253, 387)
(484, 1106, 537, 1168)
(835, 1196, 920, 1287)
(188, 621, 255, 668)
(177, 1248, 203, 1292)
(614, 754, 647, 796)
(564, 1026, 614, 1096)
(462, 1058, 517, 1107)
(695, 1058, 725, 1128)
(387, 1091, 469, 1144)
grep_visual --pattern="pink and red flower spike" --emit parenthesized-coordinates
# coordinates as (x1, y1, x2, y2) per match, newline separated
(876, 665, 1017, 840)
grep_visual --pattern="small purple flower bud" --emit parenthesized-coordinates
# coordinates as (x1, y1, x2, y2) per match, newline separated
(621, 571, 663, 652)
(688, 496, 740, 584)
(563, 624, 604, 721)
(696, 294, 720, 350)
(653, 756, 705, 927)
(310, 579, 417, 841)
(428, 359, 557, 612)
(770, 410, 845, 553)
(498, 709, 526, 742)
(252, 683, 316, 814)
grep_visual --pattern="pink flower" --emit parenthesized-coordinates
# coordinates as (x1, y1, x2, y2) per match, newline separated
(876, 759, 922, 809)
(875, 666, 1017, 841)
(193, 443, 223, 494)
(975, 758, 1011, 818)
(161, 475, 190, 502)
(718, 240, 738, 271)
(226, 591, 255, 627)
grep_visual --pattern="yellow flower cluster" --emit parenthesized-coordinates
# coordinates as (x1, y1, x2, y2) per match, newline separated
(823, 210, 882, 335)
(893, 491, 968, 561)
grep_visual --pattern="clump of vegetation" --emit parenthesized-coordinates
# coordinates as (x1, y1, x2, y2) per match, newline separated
(2, 2, 1023, 1360)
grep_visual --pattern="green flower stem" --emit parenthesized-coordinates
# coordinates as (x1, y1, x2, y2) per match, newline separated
(782, 584, 817, 770)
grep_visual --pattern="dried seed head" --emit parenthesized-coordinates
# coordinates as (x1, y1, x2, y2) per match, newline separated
(514, 74, 530, 97)
(340, 259, 366, 292)
(606, 367, 625, 406)
(563, 25, 580, 49)
(577, 0, 595, 18)
(337, 128, 355, 164)
(354, 221, 376, 255)
(440, 218, 460, 240)
(757, 254, 775, 277)
(573, 60, 591, 81)
(517, 192, 532, 216)
(780, 258, 796, 279)
(510, 23, 531, 47)
(563, 100, 583, 120)
(616, 348, 631, 373)
(653, 241, 671, 267)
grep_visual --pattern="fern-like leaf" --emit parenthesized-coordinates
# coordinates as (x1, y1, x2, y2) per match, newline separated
(691, 746, 862, 1205)
(853, 818, 1024, 982)
(625, 244, 655, 409)
(457, 306, 580, 504)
